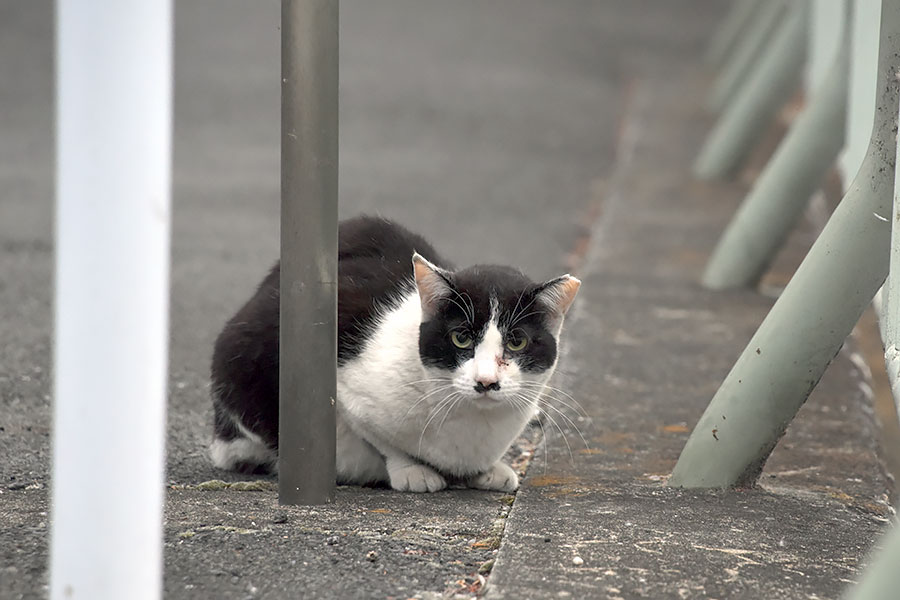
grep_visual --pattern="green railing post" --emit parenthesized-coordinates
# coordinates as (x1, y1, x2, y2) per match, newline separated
(883, 17, 900, 430)
(706, 0, 767, 68)
(841, 0, 882, 183)
(702, 4, 849, 290)
(709, 0, 788, 112)
(694, 1, 807, 180)
(279, 0, 338, 505)
(670, 0, 899, 489)
(843, 519, 900, 599)
(807, 0, 845, 91)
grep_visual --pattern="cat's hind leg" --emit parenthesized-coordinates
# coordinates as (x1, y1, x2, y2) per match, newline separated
(209, 405, 276, 474)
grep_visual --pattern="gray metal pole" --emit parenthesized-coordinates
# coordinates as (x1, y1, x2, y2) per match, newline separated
(709, 0, 787, 112)
(279, 0, 338, 505)
(702, 30, 849, 290)
(706, 0, 767, 68)
(694, 1, 807, 180)
(669, 0, 899, 488)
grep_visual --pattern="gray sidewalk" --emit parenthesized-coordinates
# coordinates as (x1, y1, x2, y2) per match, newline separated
(486, 72, 893, 600)
(2, 1, 895, 599)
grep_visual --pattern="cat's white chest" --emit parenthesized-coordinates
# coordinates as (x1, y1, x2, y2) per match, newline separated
(336, 292, 532, 476)
(400, 399, 529, 474)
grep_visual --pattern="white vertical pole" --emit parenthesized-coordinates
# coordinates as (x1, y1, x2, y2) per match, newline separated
(51, 1, 172, 599)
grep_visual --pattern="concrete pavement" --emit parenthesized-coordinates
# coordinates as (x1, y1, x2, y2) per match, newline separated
(3, 0, 895, 598)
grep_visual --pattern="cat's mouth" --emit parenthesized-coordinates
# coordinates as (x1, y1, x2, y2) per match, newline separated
(471, 390, 507, 405)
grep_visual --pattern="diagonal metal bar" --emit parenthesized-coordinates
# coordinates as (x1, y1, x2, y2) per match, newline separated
(843, 517, 900, 599)
(279, 0, 339, 505)
(702, 6, 849, 290)
(670, 0, 899, 489)
(694, 0, 807, 180)
(708, 0, 787, 112)
(706, 0, 767, 68)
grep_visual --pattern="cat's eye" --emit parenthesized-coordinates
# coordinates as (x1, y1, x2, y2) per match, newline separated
(451, 331, 473, 349)
(506, 335, 528, 352)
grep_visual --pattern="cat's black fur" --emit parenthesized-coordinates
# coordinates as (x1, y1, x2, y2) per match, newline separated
(211, 215, 563, 461)
(417, 265, 559, 373)
(211, 216, 448, 448)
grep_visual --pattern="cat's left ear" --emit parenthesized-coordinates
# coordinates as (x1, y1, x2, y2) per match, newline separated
(535, 275, 581, 318)
(412, 253, 455, 320)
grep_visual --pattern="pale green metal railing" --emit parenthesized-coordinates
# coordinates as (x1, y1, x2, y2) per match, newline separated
(708, 0, 788, 113)
(693, 0, 807, 179)
(853, 76, 900, 600)
(671, 0, 897, 489)
(670, 1, 900, 597)
(702, 1, 849, 289)
(705, 0, 766, 69)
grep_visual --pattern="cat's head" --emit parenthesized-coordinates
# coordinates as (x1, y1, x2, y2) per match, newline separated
(412, 253, 580, 405)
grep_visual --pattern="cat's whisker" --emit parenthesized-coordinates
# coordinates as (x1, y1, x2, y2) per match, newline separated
(458, 290, 476, 325)
(445, 295, 474, 325)
(515, 389, 590, 452)
(543, 401, 591, 433)
(418, 393, 458, 441)
(512, 390, 582, 466)
(417, 392, 461, 456)
(523, 388, 591, 420)
(526, 399, 576, 467)
(505, 289, 528, 331)
(510, 394, 553, 474)
(504, 295, 536, 331)
(506, 395, 551, 475)
(433, 394, 463, 441)
(396, 377, 454, 389)
(534, 399, 590, 453)
(517, 383, 589, 418)
(506, 308, 549, 331)
(401, 384, 459, 423)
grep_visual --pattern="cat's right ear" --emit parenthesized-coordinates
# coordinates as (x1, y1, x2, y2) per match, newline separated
(412, 253, 454, 320)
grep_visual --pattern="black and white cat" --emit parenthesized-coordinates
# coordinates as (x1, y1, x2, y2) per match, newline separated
(209, 216, 580, 493)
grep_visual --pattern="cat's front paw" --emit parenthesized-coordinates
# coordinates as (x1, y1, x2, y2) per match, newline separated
(388, 463, 447, 493)
(469, 462, 519, 492)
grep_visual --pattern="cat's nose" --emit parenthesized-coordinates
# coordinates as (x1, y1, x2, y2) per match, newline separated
(474, 381, 501, 393)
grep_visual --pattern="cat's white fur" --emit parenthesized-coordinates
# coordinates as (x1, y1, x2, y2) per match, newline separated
(337, 292, 549, 492)
(211, 258, 579, 493)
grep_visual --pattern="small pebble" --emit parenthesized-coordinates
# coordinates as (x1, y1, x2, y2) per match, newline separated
(572, 556, 584, 566)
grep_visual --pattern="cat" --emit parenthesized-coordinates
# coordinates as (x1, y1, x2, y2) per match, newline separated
(209, 215, 580, 492)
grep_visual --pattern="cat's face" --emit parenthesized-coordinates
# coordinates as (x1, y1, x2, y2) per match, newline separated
(413, 254, 580, 407)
